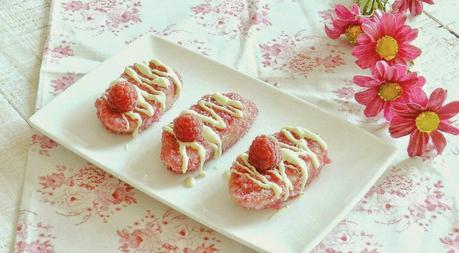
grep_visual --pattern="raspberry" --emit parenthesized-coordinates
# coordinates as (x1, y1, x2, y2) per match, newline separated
(107, 82, 138, 113)
(248, 135, 281, 172)
(173, 114, 202, 142)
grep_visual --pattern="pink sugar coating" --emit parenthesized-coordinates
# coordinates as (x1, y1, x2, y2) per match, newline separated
(228, 132, 330, 210)
(161, 92, 259, 174)
(95, 66, 180, 135)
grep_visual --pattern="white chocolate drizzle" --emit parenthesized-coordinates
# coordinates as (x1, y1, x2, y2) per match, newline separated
(165, 93, 244, 174)
(230, 127, 327, 200)
(108, 59, 182, 137)
(184, 93, 243, 129)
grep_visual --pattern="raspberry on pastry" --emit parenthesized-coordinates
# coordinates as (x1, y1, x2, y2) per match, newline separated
(95, 59, 182, 137)
(161, 92, 258, 174)
(228, 127, 330, 210)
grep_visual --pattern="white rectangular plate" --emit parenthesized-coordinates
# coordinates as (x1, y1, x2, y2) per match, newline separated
(30, 35, 397, 253)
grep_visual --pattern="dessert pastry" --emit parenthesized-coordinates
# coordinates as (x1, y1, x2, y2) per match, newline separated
(95, 59, 182, 137)
(228, 127, 330, 210)
(161, 92, 258, 174)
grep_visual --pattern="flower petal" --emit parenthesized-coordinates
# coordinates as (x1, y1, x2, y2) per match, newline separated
(389, 116, 415, 137)
(438, 101, 459, 120)
(411, 89, 428, 106)
(430, 130, 446, 154)
(335, 4, 354, 19)
(383, 103, 395, 120)
(325, 25, 342, 39)
(355, 52, 379, 69)
(399, 45, 422, 61)
(355, 87, 379, 105)
(427, 88, 447, 111)
(353, 75, 377, 87)
(439, 122, 459, 135)
(371, 61, 389, 80)
(407, 130, 429, 157)
(363, 97, 384, 117)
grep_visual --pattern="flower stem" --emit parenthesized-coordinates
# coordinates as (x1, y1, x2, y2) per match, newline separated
(356, 0, 387, 15)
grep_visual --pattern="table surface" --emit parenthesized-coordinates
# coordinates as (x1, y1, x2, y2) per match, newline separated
(1, 0, 458, 252)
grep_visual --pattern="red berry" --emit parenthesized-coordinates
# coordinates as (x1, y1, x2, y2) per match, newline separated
(107, 82, 138, 113)
(173, 114, 202, 142)
(248, 135, 281, 172)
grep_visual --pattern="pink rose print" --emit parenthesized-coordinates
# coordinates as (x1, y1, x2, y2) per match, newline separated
(441, 227, 459, 253)
(117, 209, 221, 253)
(355, 165, 452, 231)
(50, 73, 77, 95)
(39, 172, 65, 189)
(332, 79, 359, 114)
(37, 164, 137, 224)
(259, 31, 346, 78)
(43, 34, 76, 63)
(191, 0, 271, 39)
(15, 210, 56, 253)
(125, 25, 212, 56)
(31, 134, 58, 156)
(61, 0, 141, 35)
(312, 220, 381, 253)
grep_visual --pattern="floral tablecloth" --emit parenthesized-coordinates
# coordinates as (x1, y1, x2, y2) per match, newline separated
(15, 0, 459, 252)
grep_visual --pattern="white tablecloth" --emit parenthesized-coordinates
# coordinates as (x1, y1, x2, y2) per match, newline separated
(13, 0, 459, 252)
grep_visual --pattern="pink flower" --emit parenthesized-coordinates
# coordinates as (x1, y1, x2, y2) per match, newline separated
(191, 3, 212, 15)
(424, 195, 449, 211)
(440, 234, 459, 252)
(325, 4, 362, 44)
(96, 182, 136, 205)
(352, 11, 421, 69)
(39, 172, 65, 189)
(51, 75, 75, 94)
(117, 228, 162, 251)
(392, 0, 434, 16)
(121, 10, 140, 23)
(62, 0, 87, 12)
(24, 240, 54, 253)
(354, 61, 425, 120)
(389, 88, 459, 157)
(51, 45, 74, 58)
(32, 135, 58, 149)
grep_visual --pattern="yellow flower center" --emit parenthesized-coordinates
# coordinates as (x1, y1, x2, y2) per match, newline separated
(376, 35, 399, 61)
(378, 82, 402, 101)
(345, 25, 363, 44)
(415, 111, 440, 133)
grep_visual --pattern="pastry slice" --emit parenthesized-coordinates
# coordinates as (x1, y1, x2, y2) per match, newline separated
(95, 59, 182, 137)
(228, 127, 330, 210)
(161, 92, 258, 174)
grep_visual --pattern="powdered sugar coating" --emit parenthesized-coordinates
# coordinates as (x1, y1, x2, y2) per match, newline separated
(229, 130, 330, 210)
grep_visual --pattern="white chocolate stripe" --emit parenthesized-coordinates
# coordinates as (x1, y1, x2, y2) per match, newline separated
(115, 59, 181, 137)
(167, 93, 244, 173)
(230, 127, 327, 200)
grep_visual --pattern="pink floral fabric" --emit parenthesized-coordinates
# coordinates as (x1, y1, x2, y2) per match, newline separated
(441, 227, 459, 253)
(50, 73, 77, 95)
(191, 0, 271, 39)
(37, 164, 137, 224)
(15, 0, 459, 252)
(15, 211, 56, 253)
(259, 31, 346, 78)
(61, 0, 142, 35)
(117, 209, 221, 253)
(43, 34, 76, 63)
